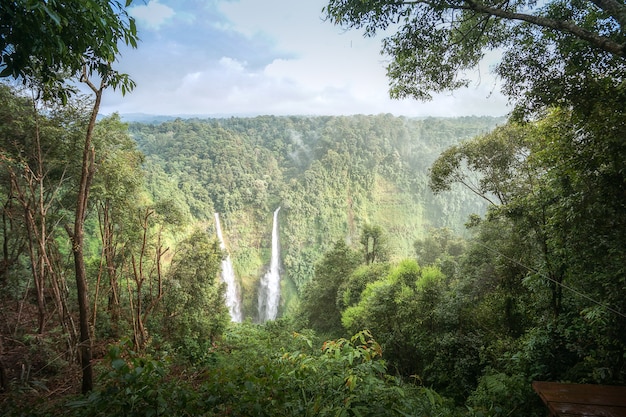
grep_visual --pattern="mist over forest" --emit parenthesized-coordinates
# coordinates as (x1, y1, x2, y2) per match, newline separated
(129, 114, 503, 317)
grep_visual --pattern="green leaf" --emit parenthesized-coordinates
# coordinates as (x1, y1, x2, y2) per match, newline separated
(111, 358, 126, 370)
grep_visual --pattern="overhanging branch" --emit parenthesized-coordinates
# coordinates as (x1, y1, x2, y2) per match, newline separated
(399, 0, 625, 56)
(465, 0, 624, 56)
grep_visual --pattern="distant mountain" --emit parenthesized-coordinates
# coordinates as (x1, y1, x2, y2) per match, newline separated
(114, 112, 273, 123)
(117, 113, 180, 123)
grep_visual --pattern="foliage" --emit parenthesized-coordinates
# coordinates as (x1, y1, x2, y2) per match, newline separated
(360, 223, 390, 264)
(323, 0, 626, 117)
(202, 326, 454, 417)
(67, 341, 204, 417)
(1, 0, 138, 101)
(161, 229, 230, 360)
(342, 260, 433, 375)
(0, 85, 85, 337)
(467, 371, 543, 417)
(429, 122, 533, 206)
(338, 262, 391, 310)
(435, 111, 626, 384)
(299, 240, 362, 337)
(414, 227, 466, 279)
(54, 327, 455, 417)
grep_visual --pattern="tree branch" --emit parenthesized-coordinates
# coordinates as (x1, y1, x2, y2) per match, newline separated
(398, 0, 625, 56)
(462, 0, 625, 56)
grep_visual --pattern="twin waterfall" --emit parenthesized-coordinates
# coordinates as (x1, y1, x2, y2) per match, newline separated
(257, 207, 282, 322)
(214, 208, 281, 323)
(214, 213, 243, 322)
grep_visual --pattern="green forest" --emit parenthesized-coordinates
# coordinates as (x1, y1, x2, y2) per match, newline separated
(130, 114, 501, 317)
(2, 0, 626, 416)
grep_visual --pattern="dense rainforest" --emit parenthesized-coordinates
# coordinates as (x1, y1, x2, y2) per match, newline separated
(129, 114, 502, 317)
(2, 80, 625, 416)
(3, 0, 626, 414)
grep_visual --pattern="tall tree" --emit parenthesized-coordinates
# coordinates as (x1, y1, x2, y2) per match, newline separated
(1, 0, 138, 393)
(0, 85, 82, 348)
(91, 114, 144, 336)
(163, 229, 230, 359)
(431, 112, 626, 382)
(360, 224, 389, 265)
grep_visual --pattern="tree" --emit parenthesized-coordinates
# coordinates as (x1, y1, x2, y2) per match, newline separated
(430, 118, 567, 317)
(429, 123, 533, 207)
(342, 260, 432, 376)
(163, 229, 229, 359)
(323, 0, 626, 114)
(360, 224, 389, 264)
(300, 240, 362, 336)
(325, 0, 626, 385)
(431, 111, 626, 383)
(91, 114, 145, 335)
(0, 85, 86, 358)
(2, 0, 138, 394)
(413, 227, 466, 267)
(337, 262, 391, 310)
(1, 0, 137, 101)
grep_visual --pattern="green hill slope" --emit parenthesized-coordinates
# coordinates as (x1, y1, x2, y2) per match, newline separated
(129, 114, 504, 319)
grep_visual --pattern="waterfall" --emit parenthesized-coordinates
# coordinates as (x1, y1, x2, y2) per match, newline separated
(258, 207, 281, 322)
(214, 213, 243, 322)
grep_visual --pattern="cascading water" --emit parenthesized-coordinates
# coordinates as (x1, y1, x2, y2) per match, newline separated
(257, 207, 281, 322)
(214, 213, 243, 322)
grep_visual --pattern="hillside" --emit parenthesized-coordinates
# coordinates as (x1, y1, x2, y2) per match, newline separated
(129, 114, 505, 319)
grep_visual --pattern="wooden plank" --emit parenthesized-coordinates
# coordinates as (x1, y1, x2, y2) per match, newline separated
(551, 402, 626, 417)
(533, 382, 626, 407)
(533, 381, 626, 417)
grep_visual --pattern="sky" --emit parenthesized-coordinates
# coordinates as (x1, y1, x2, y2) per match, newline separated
(98, 0, 510, 118)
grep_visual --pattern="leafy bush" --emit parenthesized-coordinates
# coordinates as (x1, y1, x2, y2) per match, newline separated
(466, 372, 543, 417)
(68, 341, 202, 417)
(201, 328, 455, 416)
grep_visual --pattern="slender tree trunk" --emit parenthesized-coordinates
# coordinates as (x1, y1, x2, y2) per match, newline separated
(30, 234, 47, 333)
(98, 200, 121, 332)
(0, 196, 22, 286)
(10, 170, 47, 334)
(129, 209, 167, 351)
(130, 208, 150, 350)
(68, 72, 104, 394)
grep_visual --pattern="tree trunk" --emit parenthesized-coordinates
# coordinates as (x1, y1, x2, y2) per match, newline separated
(69, 73, 104, 394)
(98, 200, 121, 332)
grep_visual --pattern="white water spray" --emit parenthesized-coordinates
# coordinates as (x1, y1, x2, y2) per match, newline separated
(258, 207, 281, 322)
(214, 213, 243, 322)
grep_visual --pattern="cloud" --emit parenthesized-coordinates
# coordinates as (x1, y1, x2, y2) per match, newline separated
(99, 0, 510, 117)
(129, 0, 175, 29)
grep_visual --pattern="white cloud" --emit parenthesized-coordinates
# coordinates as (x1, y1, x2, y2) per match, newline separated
(129, 0, 175, 29)
(99, 0, 510, 117)
(219, 57, 247, 72)
(214, 0, 508, 116)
